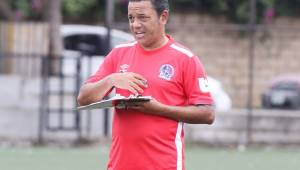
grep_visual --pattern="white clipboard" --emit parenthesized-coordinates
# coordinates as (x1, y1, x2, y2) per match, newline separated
(77, 95, 152, 111)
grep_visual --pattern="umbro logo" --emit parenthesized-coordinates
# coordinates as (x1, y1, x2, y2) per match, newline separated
(120, 64, 130, 73)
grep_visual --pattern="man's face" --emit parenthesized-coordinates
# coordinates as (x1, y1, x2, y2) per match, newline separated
(128, 1, 167, 50)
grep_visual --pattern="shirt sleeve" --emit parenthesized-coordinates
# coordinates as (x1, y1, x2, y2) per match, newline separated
(183, 56, 214, 105)
(85, 49, 117, 83)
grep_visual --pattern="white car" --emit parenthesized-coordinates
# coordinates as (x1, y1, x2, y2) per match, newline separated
(60, 24, 134, 78)
(61, 24, 134, 55)
(207, 76, 232, 112)
(60, 25, 232, 112)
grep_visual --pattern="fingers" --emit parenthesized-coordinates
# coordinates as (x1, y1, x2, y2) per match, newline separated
(127, 73, 147, 94)
(126, 85, 139, 95)
(124, 102, 144, 110)
(111, 72, 148, 94)
(116, 100, 153, 112)
(131, 78, 148, 88)
(131, 73, 148, 87)
(132, 72, 146, 81)
(129, 81, 144, 94)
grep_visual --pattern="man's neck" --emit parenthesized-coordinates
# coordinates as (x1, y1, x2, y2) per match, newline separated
(142, 35, 169, 51)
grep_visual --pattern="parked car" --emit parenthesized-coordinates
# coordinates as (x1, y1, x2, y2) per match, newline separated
(61, 24, 135, 56)
(207, 76, 232, 112)
(262, 74, 300, 109)
(60, 24, 135, 77)
(60, 25, 232, 112)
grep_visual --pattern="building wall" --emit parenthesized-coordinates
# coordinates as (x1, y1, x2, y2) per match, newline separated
(1, 17, 300, 108)
(169, 13, 300, 108)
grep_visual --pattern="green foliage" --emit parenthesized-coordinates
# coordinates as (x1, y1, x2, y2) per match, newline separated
(170, 0, 300, 23)
(5, 0, 43, 20)
(63, 0, 95, 16)
(1, 0, 300, 23)
(275, 0, 300, 17)
(62, 0, 101, 22)
(14, 0, 31, 15)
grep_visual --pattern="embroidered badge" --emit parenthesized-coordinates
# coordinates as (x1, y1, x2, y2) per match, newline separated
(119, 64, 130, 73)
(159, 64, 174, 80)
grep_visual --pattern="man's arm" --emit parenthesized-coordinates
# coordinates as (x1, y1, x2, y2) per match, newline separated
(126, 99, 215, 124)
(159, 104, 215, 124)
(77, 72, 147, 106)
(77, 76, 113, 106)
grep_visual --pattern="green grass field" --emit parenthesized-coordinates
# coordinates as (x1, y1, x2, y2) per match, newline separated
(0, 145, 299, 170)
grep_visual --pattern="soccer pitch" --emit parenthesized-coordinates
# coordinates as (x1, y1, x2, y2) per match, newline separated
(0, 145, 299, 170)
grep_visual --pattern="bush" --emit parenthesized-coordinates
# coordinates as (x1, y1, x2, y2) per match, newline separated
(1, 0, 300, 23)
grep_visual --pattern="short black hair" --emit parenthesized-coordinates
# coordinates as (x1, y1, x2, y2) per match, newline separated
(129, 0, 169, 15)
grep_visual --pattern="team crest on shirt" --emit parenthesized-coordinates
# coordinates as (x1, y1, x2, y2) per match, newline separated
(119, 64, 130, 73)
(159, 64, 174, 81)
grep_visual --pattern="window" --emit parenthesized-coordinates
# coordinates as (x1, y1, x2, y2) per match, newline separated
(273, 81, 299, 91)
(64, 34, 106, 56)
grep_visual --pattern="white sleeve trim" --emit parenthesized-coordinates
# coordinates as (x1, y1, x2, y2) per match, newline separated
(170, 44, 194, 58)
(114, 41, 137, 48)
(175, 122, 183, 170)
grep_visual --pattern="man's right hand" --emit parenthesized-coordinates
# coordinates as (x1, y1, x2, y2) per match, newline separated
(108, 72, 148, 95)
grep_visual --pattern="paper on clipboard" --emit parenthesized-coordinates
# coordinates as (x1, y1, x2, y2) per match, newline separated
(77, 95, 152, 111)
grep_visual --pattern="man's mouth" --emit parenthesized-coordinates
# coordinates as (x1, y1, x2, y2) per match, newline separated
(135, 32, 145, 38)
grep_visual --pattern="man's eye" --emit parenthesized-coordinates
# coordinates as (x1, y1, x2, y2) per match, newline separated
(138, 16, 150, 22)
(128, 16, 134, 22)
(139, 16, 148, 21)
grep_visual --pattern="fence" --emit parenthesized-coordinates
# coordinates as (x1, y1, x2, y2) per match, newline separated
(114, 14, 300, 146)
(0, 22, 48, 76)
(165, 17, 300, 108)
(0, 15, 300, 144)
(0, 22, 110, 142)
(0, 52, 112, 143)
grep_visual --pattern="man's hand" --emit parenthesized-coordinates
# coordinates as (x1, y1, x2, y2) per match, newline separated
(125, 98, 165, 113)
(109, 72, 148, 95)
(121, 98, 215, 124)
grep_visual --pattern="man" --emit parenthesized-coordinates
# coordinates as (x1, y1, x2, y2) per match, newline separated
(77, 0, 215, 169)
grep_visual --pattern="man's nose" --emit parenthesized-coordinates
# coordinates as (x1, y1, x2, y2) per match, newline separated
(132, 19, 142, 28)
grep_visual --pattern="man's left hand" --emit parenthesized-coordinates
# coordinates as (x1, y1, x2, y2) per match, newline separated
(125, 98, 165, 113)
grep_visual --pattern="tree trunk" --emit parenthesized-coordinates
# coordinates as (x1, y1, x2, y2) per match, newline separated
(0, 0, 15, 20)
(47, 0, 62, 74)
(48, 0, 62, 57)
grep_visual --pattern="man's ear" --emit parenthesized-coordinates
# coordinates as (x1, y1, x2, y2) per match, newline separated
(160, 10, 169, 24)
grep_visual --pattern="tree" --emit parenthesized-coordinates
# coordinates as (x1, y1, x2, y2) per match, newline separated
(47, 0, 62, 57)
(0, 0, 15, 20)
(46, 0, 63, 75)
(1, 0, 300, 24)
